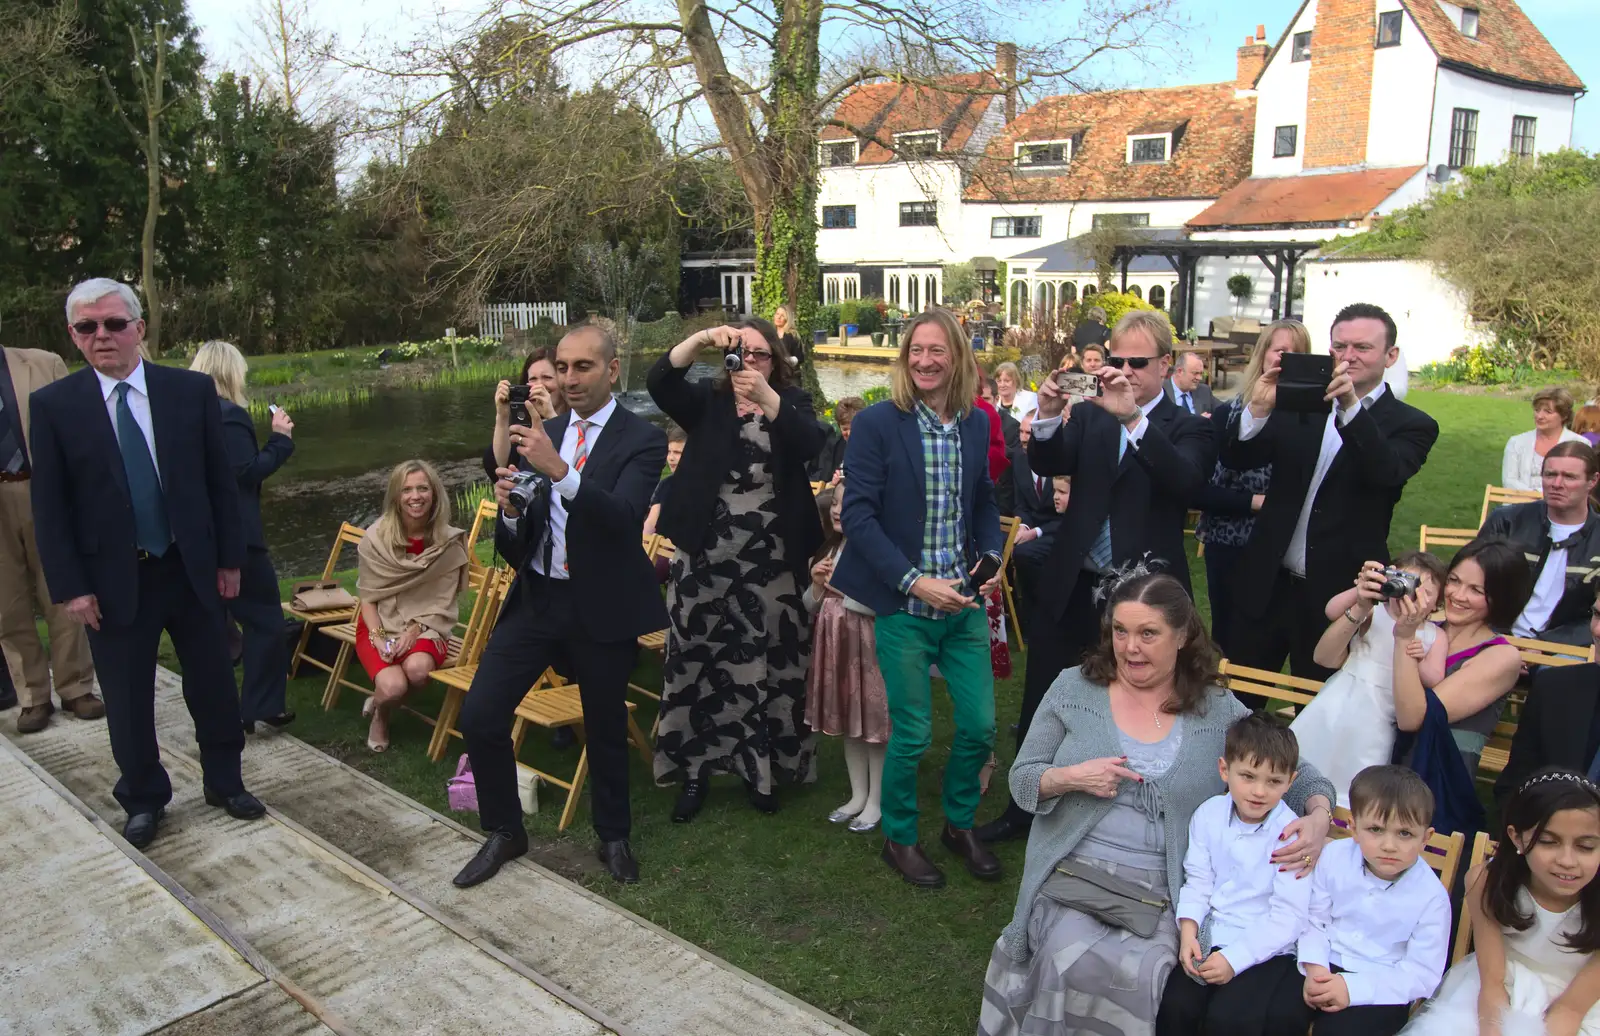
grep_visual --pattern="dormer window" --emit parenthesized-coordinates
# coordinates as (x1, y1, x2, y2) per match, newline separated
(1015, 139, 1075, 167)
(1460, 6, 1479, 37)
(819, 140, 857, 167)
(895, 130, 940, 159)
(1376, 10, 1403, 47)
(1291, 31, 1312, 61)
(1128, 135, 1168, 164)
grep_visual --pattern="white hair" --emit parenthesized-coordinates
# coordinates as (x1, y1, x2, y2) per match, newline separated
(65, 279, 143, 323)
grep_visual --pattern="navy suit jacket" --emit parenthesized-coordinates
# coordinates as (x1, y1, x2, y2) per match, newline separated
(833, 400, 1005, 617)
(30, 363, 244, 626)
(495, 402, 668, 642)
(220, 399, 294, 551)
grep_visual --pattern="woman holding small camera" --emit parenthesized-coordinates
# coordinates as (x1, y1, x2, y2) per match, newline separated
(646, 319, 826, 821)
(354, 460, 470, 752)
(487, 348, 566, 476)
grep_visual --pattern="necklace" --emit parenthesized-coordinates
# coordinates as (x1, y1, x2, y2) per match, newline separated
(1119, 685, 1165, 729)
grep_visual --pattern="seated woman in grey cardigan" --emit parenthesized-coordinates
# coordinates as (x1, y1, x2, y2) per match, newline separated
(976, 571, 1336, 1036)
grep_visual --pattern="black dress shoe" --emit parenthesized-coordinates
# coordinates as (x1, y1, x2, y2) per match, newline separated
(597, 839, 640, 883)
(204, 787, 267, 820)
(453, 830, 529, 888)
(124, 809, 164, 849)
(261, 711, 296, 729)
(744, 779, 779, 814)
(974, 811, 1033, 845)
(672, 778, 709, 823)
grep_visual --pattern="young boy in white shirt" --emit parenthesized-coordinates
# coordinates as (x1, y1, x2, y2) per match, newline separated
(1156, 714, 1314, 1036)
(1287, 764, 1450, 1035)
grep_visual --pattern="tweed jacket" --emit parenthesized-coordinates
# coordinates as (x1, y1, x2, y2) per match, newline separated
(1000, 667, 1336, 964)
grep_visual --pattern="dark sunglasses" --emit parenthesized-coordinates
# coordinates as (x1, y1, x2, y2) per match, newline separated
(71, 318, 133, 335)
(1103, 355, 1153, 370)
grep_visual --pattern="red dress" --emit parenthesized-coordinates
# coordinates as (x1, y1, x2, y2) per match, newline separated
(354, 538, 449, 679)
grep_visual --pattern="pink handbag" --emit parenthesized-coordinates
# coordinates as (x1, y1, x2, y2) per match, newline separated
(446, 755, 479, 813)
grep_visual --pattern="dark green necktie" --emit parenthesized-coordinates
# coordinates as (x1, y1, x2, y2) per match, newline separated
(115, 382, 171, 555)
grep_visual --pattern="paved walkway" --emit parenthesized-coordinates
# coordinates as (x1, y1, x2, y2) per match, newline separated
(2, 669, 866, 1036)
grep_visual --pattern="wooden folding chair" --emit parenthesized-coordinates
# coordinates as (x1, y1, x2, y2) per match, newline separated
(629, 536, 676, 735)
(1218, 659, 1323, 720)
(424, 568, 514, 761)
(1505, 636, 1595, 668)
(1481, 484, 1541, 525)
(463, 497, 500, 590)
(1184, 509, 1204, 558)
(998, 515, 1025, 651)
(511, 669, 654, 832)
(1453, 832, 1496, 964)
(1419, 525, 1477, 554)
(283, 522, 365, 678)
(810, 481, 826, 495)
(319, 573, 484, 714)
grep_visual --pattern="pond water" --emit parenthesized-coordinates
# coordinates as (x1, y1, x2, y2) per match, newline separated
(260, 359, 891, 576)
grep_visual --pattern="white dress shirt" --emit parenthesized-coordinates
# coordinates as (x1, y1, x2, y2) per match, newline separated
(1516, 519, 1585, 636)
(1032, 391, 1164, 447)
(505, 397, 617, 580)
(95, 359, 162, 483)
(1174, 794, 1312, 973)
(1296, 837, 1450, 1006)
(1238, 382, 1387, 576)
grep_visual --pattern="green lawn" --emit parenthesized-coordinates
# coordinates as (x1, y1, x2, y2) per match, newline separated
(156, 388, 1527, 1036)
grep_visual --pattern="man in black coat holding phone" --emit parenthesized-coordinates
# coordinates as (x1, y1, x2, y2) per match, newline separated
(1222, 303, 1438, 681)
(452, 325, 667, 889)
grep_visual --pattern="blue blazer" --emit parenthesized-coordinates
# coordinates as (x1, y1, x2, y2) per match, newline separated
(30, 363, 244, 627)
(833, 399, 1004, 617)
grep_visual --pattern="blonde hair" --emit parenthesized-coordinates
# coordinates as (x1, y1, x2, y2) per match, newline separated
(376, 460, 451, 549)
(1240, 319, 1313, 405)
(1110, 310, 1175, 357)
(890, 308, 976, 417)
(190, 340, 249, 406)
(774, 303, 797, 336)
(1533, 386, 1576, 428)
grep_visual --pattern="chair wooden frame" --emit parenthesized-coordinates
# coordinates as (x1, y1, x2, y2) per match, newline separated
(1217, 659, 1323, 718)
(283, 522, 366, 678)
(630, 535, 675, 736)
(463, 497, 499, 590)
(1328, 807, 1466, 893)
(511, 669, 654, 831)
(1419, 525, 1477, 553)
(1453, 832, 1495, 964)
(1481, 484, 1541, 525)
(1477, 641, 1593, 778)
(423, 568, 514, 761)
(998, 514, 1025, 652)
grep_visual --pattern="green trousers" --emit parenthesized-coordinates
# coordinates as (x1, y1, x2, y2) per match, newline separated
(872, 607, 997, 846)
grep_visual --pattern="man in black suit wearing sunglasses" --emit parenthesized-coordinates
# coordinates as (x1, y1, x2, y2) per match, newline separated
(976, 309, 1213, 843)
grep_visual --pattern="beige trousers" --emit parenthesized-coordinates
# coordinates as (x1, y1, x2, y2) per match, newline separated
(0, 480, 94, 707)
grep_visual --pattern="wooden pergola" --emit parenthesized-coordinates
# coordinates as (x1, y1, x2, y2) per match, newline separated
(1111, 238, 1324, 335)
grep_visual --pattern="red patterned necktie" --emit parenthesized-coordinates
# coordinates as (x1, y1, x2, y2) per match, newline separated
(573, 419, 591, 472)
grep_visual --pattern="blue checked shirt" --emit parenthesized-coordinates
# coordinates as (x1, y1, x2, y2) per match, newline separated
(898, 401, 967, 617)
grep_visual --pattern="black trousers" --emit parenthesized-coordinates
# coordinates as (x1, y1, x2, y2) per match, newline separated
(230, 547, 288, 723)
(1256, 963, 1414, 1036)
(1156, 953, 1309, 1036)
(1203, 542, 1245, 658)
(85, 551, 245, 816)
(993, 574, 1104, 826)
(459, 576, 634, 843)
(1229, 567, 1336, 686)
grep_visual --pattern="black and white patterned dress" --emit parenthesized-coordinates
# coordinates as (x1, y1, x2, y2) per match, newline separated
(652, 413, 817, 794)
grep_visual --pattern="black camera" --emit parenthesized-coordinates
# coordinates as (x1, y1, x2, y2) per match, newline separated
(507, 384, 531, 427)
(724, 350, 744, 373)
(1377, 566, 1421, 600)
(504, 469, 551, 516)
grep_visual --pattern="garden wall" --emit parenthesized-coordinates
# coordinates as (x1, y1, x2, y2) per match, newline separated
(1301, 256, 1489, 370)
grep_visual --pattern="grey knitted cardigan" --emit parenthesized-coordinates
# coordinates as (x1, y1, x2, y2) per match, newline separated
(998, 667, 1336, 964)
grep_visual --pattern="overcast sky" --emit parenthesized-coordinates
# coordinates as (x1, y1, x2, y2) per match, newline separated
(186, 0, 1594, 151)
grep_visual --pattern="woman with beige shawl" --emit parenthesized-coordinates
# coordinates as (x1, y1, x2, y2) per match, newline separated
(355, 460, 469, 752)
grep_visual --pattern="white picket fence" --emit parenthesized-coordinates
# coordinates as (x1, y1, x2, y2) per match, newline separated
(477, 302, 569, 338)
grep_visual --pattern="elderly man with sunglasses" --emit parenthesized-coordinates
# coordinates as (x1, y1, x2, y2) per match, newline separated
(975, 309, 1214, 844)
(29, 278, 262, 850)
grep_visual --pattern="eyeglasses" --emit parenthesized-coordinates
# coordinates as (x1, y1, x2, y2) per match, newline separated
(71, 318, 132, 335)
(1103, 356, 1153, 370)
(743, 350, 773, 361)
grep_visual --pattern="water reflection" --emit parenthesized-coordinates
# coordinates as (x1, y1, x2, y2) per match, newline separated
(261, 359, 890, 575)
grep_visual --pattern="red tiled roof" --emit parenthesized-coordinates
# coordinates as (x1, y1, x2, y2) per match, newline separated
(1186, 166, 1424, 228)
(1402, 0, 1583, 93)
(963, 83, 1255, 203)
(820, 72, 1001, 163)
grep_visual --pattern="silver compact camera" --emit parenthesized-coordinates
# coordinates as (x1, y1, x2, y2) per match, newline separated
(504, 469, 551, 515)
(724, 350, 744, 372)
(1377, 566, 1421, 600)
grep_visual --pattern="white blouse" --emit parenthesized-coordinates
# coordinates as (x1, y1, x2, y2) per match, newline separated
(1502, 428, 1585, 491)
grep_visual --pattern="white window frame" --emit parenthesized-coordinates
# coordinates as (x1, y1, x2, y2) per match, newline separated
(991, 215, 1043, 238)
(1510, 115, 1537, 159)
(1127, 134, 1169, 164)
(1013, 139, 1074, 167)
(894, 130, 940, 159)
(818, 140, 857, 167)
(1460, 6, 1479, 37)
(823, 273, 860, 304)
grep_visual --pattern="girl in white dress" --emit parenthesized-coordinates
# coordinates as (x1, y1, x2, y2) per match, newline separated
(1403, 770, 1600, 1036)
(1292, 554, 1448, 808)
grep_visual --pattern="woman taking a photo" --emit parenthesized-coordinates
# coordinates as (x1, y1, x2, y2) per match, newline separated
(355, 460, 470, 752)
(647, 319, 826, 821)
(978, 572, 1335, 1036)
(1194, 319, 1311, 653)
(486, 348, 566, 476)
(189, 341, 296, 733)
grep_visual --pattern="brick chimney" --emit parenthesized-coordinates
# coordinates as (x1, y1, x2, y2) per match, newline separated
(1305, 1, 1374, 168)
(1236, 26, 1270, 90)
(995, 42, 1018, 124)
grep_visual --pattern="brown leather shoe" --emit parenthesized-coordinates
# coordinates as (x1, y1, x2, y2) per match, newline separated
(16, 703, 52, 734)
(62, 694, 106, 720)
(942, 822, 1003, 881)
(881, 839, 946, 889)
